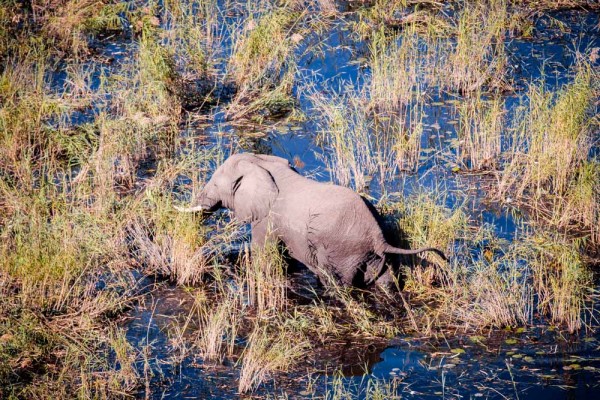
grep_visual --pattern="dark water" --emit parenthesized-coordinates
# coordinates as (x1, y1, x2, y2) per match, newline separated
(64, 3, 600, 398)
(124, 283, 600, 399)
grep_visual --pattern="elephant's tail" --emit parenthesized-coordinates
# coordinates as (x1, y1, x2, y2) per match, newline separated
(383, 244, 447, 261)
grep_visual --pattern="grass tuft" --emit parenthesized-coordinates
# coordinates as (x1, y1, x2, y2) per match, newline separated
(238, 324, 308, 393)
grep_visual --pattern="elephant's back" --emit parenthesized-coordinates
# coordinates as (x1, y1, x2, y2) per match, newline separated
(286, 179, 368, 212)
(292, 180, 382, 236)
(272, 176, 384, 237)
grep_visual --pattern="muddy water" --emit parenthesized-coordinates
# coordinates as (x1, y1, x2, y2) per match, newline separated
(106, 4, 600, 399)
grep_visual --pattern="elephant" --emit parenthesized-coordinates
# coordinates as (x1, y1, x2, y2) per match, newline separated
(175, 153, 446, 288)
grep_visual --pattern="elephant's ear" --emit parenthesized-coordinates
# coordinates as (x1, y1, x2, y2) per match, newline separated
(232, 160, 279, 221)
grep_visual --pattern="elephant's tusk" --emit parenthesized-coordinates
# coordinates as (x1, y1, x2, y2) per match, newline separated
(174, 205, 205, 213)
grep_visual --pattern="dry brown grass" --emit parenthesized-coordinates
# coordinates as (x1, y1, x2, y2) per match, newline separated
(238, 324, 308, 393)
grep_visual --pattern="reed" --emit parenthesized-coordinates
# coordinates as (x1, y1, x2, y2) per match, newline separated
(456, 92, 504, 171)
(497, 60, 599, 242)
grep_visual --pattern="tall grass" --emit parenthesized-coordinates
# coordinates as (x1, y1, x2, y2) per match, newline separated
(310, 87, 424, 189)
(388, 193, 594, 333)
(498, 60, 599, 242)
(2, 0, 599, 396)
(0, 2, 190, 394)
(162, 0, 221, 76)
(310, 89, 377, 190)
(456, 92, 504, 171)
(369, 27, 421, 112)
(226, 6, 302, 119)
(447, 0, 509, 92)
(0, 58, 142, 394)
(368, 28, 426, 172)
(238, 324, 308, 393)
(527, 234, 593, 332)
(462, 257, 534, 329)
(240, 240, 288, 316)
(197, 290, 241, 361)
(44, 0, 126, 55)
(229, 8, 299, 87)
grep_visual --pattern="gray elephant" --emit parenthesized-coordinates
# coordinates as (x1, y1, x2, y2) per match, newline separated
(176, 153, 446, 288)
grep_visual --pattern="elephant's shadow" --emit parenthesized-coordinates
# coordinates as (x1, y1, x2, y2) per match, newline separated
(361, 198, 438, 291)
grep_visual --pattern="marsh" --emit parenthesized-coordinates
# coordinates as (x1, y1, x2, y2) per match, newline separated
(0, 0, 599, 398)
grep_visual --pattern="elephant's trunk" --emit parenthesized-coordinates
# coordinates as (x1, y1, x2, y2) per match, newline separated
(174, 205, 205, 213)
(383, 244, 447, 261)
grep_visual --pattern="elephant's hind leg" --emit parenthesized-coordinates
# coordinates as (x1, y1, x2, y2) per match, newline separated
(364, 254, 386, 286)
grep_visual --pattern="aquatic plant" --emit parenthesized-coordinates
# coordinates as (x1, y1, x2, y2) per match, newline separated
(448, 0, 510, 92)
(238, 324, 308, 393)
(456, 91, 504, 171)
(498, 60, 599, 243)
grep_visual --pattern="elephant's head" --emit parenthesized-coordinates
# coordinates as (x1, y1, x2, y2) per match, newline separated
(175, 154, 281, 222)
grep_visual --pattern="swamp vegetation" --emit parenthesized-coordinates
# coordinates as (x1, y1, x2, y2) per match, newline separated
(0, 0, 599, 398)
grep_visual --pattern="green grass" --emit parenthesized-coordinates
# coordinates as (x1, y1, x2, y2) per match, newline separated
(197, 289, 241, 362)
(309, 84, 424, 189)
(310, 88, 377, 190)
(448, 0, 510, 92)
(457, 92, 504, 171)
(498, 60, 599, 243)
